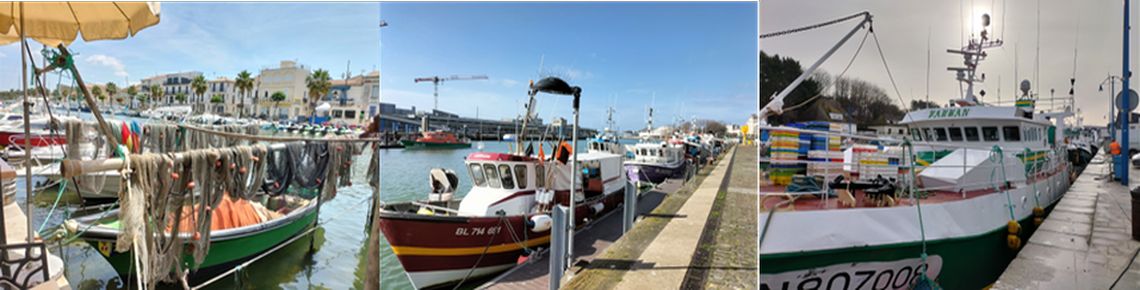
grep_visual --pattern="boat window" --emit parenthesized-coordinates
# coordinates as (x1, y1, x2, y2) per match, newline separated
(948, 127, 963, 141)
(922, 128, 933, 141)
(483, 164, 501, 188)
(499, 165, 515, 190)
(469, 163, 486, 187)
(910, 128, 922, 141)
(964, 127, 980, 141)
(514, 165, 528, 189)
(1003, 126, 1021, 141)
(982, 127, 1000, 141)
(934, 128, 948, 141)
(536, 164, 545, 188)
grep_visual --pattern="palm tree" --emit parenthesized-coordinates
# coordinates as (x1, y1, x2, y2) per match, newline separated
(105, 82, 118, 107)
(271, 91, 287, 122)
(235, 70, 254, 118)
(126, 85, 138, 109)
(306, 69, 332, 122)
(149, 85, 164, 106)
(191, 75, 208, 106)
(92, 86, 104, 103)
(175, 92, 187, 104)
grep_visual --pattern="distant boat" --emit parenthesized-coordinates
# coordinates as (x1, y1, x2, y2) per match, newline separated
(401, 131, 472, 149)
(502, 133, 517, 141)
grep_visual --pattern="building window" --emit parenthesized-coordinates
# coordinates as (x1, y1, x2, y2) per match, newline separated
(345, 110, 356, 119)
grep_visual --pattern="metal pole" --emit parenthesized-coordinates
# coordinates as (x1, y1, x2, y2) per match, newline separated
(1121, 0, 1132, 185)
(550, 206, 567, 290)
(20, 3, 33, 244)
(623, 181, 636, 233)
(567, 92, 580, 266)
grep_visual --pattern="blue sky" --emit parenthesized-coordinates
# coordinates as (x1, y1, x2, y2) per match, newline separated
(380, 2, 758, 131)
(0, 3, 380, 90)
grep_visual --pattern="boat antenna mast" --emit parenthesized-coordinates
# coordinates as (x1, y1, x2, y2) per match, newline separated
(947, 13, 1002, 107)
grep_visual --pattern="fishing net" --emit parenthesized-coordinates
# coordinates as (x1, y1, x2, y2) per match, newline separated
(64, 120, 111, 196)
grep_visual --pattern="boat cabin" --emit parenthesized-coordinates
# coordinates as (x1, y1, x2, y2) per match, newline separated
(456, 151, 625, 216)
(900, 106, 1055, 151)
(628, 142, 684, 166)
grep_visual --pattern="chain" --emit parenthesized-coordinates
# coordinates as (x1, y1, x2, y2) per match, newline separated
(759, 11, 870, 39)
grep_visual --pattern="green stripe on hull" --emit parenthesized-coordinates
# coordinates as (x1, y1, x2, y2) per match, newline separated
(400, 141, 472, 149)
(761, 205, 1055, 290)
(92, 208, 319, 276)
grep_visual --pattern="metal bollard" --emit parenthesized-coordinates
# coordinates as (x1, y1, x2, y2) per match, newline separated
(623, 182, 636, 233)
(550, 205, 568, 290)
(1132, 186, 1140, 241)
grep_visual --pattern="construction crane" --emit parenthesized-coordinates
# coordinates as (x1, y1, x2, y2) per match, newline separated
(414, 75, 489, 111)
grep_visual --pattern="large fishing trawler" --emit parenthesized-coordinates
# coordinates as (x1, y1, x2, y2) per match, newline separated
(759, 13, 1076, 289)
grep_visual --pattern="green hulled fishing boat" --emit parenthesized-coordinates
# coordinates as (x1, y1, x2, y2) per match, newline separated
(64, 196, 318, 277)
(759, 12, 1076, 290)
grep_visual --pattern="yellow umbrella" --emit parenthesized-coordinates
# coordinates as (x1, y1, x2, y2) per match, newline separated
(0, 3, 160, 288)
(0, 2, 161, 46)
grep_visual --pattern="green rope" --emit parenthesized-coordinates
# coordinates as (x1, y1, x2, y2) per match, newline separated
(36, 179, 68, 234)
(906, 140, 939, 289)
(989, 145, 1016, 220)
(1025, 148, 1041, 208)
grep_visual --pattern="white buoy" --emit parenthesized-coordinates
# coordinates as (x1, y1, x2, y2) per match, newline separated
(530, 215, 552, 232)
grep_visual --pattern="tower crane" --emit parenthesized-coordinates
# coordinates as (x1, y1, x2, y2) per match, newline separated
(414, 75, 489, 111)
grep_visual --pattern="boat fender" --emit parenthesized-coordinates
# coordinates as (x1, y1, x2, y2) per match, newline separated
(1033, 207, 1045, 226)
(1006, 220, 1022, 249)
(417, 207, 435, 215)
(530, 215, 552, 232)
(590, 203, 605, 215)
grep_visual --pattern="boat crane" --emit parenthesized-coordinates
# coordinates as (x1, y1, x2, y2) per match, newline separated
(413, 75, 489, 111)
(758, 11, 872, 125)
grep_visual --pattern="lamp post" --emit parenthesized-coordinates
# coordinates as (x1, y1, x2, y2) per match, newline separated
(1101, 76, 1121, 144)
(1121, 0, 1132, 185)
(529, 77, 582, 282)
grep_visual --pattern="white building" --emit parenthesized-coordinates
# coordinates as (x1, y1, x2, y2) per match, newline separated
(322, 71, 379, 125)
(252, 60, 310, 121)
(140, 71, 202, 105)
(206, 77, 237, 115)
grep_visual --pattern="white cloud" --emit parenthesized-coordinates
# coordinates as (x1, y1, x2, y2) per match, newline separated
(499, 79, 520, 87)
(84, 54, 129, 78)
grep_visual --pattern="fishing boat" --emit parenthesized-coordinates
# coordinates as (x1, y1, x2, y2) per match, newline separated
(378, 77, 627, 289)
(624, 141, 687, 184)
(759, 13, 1075, 290)
(401, 131, 472, 149)
(63, 194, 319, 278)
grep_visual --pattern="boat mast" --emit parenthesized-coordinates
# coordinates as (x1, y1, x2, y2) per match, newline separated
(516, 84, 538, 155)
(947, 13, 1002, 106)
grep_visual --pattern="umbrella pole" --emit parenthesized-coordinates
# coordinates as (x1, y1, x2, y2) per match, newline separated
(21, 3, 34, 245)
(55, 45, 121, 150)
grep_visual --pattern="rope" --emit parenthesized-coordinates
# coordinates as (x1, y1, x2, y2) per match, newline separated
(870, 30, 915, 121)
(453, 213, 505, 290)
(759, 11, 869, 39)
(989, 146, 1016, 220)
(906, 140, 938, 289)
(36, 179, 67, 234)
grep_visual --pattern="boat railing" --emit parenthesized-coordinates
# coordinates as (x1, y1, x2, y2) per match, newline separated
(762, 126, 1067, 207)
(411, 201, 462, 216)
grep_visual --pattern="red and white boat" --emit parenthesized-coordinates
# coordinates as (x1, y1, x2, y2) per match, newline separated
(378, 77, 626, 289)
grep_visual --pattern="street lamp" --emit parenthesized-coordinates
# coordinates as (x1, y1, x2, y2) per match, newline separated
(528, 76, 582, 272)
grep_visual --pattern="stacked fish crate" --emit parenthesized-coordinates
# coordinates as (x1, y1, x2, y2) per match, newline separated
(767, 128, 804, 186)
(846, 144, 900, 181)
(804, 122, 843, 182)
